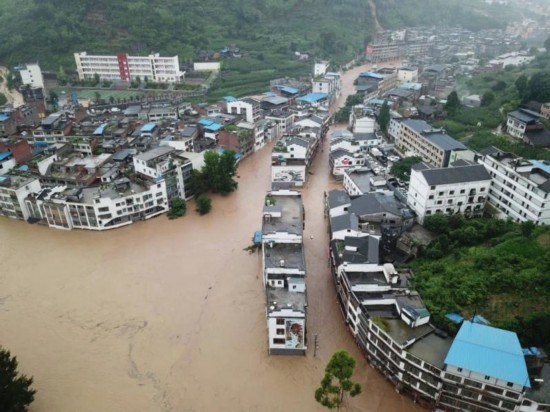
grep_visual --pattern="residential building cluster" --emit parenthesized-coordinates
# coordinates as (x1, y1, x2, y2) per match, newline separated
(366, 26, 522, 66)
(0, 57, 346, 231)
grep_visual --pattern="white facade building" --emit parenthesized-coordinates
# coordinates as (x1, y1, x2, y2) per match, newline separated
(18, 63, 45, 89)
(314, 61, 329, 77)
(397, 67, 418, 83)
(0, 175, 42, 221)
(226, 98, 261, 123)
(479, 147, 550, 224)
(25, 179, 168, 231)
(407, 162, 492, 224)
(74, 52, 184, 83)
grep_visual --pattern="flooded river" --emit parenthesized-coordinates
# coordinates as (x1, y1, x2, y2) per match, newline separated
(0, 61, 421, 411)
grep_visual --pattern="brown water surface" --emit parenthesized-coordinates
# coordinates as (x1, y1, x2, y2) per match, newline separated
(0, 61, 421, 412)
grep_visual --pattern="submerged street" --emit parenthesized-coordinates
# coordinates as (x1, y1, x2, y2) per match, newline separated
(0, 60, 421, 411)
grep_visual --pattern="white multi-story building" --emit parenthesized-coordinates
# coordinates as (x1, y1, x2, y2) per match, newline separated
(18, 63, 45, 89)
(226, 98, 261, 123)
(479, 147, 550, 224)
(74, 52, 184, 83)
(407, 162, 492, 224)
(397, 67, 418, 83)
(0, 175, 42, 220)
(24, 178, 168, 230)
(314, 61, 329, 77)
(394, 119, 468, 167)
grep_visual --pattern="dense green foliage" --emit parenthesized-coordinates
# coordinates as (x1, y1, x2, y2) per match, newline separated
(378, 100, 390, 134)
(195, 195, 212, 215)
(334, 93, 363, 123)
(315, 350, 361, 410)
(0, 0, 518, 71)
(0, 92, 6, 106)
(411, 215, 550, 350)
(0, 348, 36, 412)
(192, 150, 239, 196)
(389, 156, 422, 181)
(444, 91, 461, 115)
(167, 197, 187, 220)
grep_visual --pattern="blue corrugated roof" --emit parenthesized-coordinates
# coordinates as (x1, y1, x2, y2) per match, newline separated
(0, 113, 10, 122)
(298, 92, 328, 103)
(530, 160, 550, 174)
(223, 96, 237, 102)
(141, 122, 157, 133)
(444, 321, 530, 387)
(205, 123, 223, 131)
(276, 85, 299, 95)
(0, 152, 12, 161)
(94, 123, 107, 135)
(216, 148, 241, 160)
(472, 314, 491, 325)
(446, 313, 464, 324)
(17, 165, 29, 171)
(359, 71, 384, 79)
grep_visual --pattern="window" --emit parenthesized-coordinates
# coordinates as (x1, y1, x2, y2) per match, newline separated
(430, 186, 435, 190)
(460, 189, 465, 194)
(429, 195, 434, 200)
(273, 338, 285, 345)
(506, 382, 514, 387)
(276, 319, 284, 325)
(457, 368, 463, 372)
(438, 191, 444, 196)
(276, 328, 284, 335)
(484, 375, 490, 380)
(449, 190, 454, 195)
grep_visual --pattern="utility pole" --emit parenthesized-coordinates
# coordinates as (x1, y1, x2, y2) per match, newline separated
(314, 334, 319, 357)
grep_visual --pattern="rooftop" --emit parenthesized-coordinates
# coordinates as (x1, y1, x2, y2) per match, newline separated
(267, 284, 306, 313)
(134, 146, 174, 162)
(408, 332, 453, 369)
(423, 132, 467, 151)
(444, 321, 530, 387)
(262, 192, 303, 236)
(381, 318, 434, 347)
(263, 242, 305, 271)
(297, 93, 328, 103)
(417, 163, 491, 185)
(327, 189, 351, 209)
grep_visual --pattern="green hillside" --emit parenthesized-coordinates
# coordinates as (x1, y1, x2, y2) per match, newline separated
(0, 0, 521, 70)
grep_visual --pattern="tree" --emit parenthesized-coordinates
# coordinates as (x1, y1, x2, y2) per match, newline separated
(515, 75, 528, 101)
(109, 95, 115, 104)
(544, 35, 550, 52)
(94, 91, 101, 103)
(57, 66, 67, 86)
(527, 72, 550, 102)
(0, 348, 36, 412)
(445, 91, 461, 115)
(520, 220, 535, 238)
(378, 100, 390, 134)
(0, 92, 7, 106)
(389, 156, 422, 181)
(491, 80, 507, 92)
(167, 197, 187, 219)
(424, 213, 449, 234)
(315, 350, 361, 410)
(195, 195, 212, 215)
(480, 91, 495, 107)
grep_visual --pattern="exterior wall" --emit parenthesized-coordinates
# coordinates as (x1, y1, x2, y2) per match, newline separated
(314, 62, 329, 77)
(506, 116, 526, 139)
(226, 101, 256, 123)
(0, 178, 42, 220)
(331, 155, 366, 177)
(388, 118, 401, 141)
(74, 52, 182, 82)
(267, 312, 306, 355)
(481, 155, 550, 224)
(0, 158, 17, 175)
(312, 79, 332, 95)
(397, 68, 418, 83)
(193, 62, 221, 72)
(30, 181, 168, 231)
(407, 170, 491, 224)
(265, 113, 295, 136)
(343, 172, 363, 196)
(395, 123, 447, 167)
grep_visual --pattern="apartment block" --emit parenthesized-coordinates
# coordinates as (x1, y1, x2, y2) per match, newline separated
(479, 147, 550, 225)
(407, 162, 491, 224)
(74, 52, 184, 83)
(394, 119, 468, 167)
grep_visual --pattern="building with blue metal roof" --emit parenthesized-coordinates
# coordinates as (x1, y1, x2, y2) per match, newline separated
(141, 123, 157, 133)
(297, 92, 328, 104)
(445, 321, 530, 388)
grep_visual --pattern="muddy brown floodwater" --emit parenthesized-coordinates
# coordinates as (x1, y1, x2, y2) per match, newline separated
(0, 61, 421, 412)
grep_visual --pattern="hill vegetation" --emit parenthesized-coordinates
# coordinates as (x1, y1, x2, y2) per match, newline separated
(0, 0, 520, 71)
(411, 215, 550, 352)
